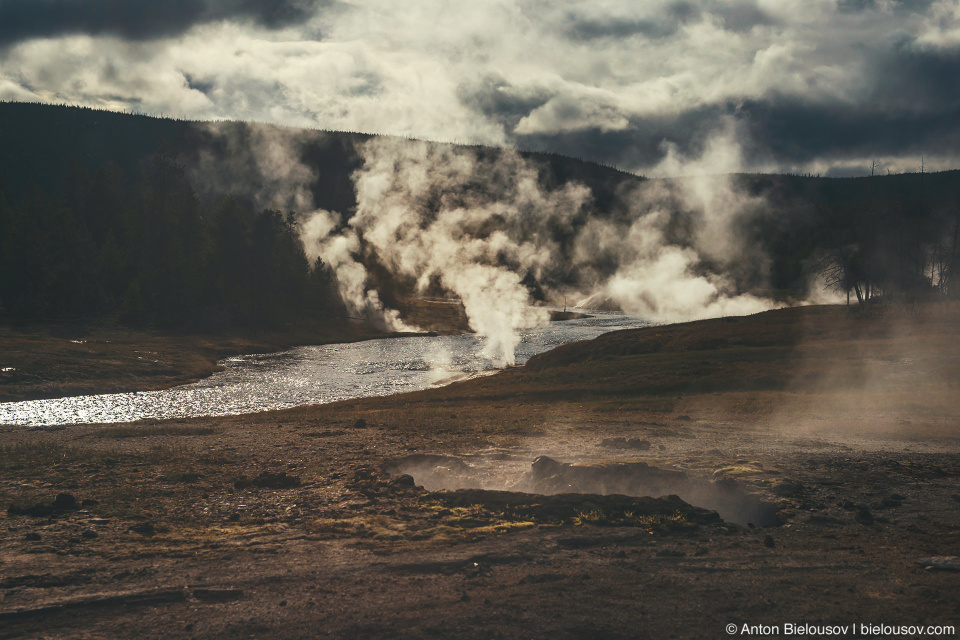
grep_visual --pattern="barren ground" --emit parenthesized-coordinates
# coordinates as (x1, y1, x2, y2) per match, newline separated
(1, 305, 959, 639)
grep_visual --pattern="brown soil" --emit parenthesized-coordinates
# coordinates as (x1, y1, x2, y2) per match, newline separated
(1, 304, 959, 639)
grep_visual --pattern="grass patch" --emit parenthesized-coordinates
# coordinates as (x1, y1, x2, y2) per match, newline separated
(160, 471, 201, 484)
(307, 515, 405, 540)
(0, 441, 77, 472)
(93, 424, 220, 439)
(713, 464, 765, 478)
(572, 509, 693, 531)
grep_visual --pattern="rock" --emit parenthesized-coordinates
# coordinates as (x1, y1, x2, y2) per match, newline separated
(763, 535, 775, 548)
(81, 530, 98, 539)
(856, 509, 874, 525)
(8, 493, 81, 517)
(228, 513, 240, 522)
(676, 415, 693, 421)
(353, 418, 367, 429)
(53, 494, 78, 510)
(625, 438, 652, 450)
(24, 532, 41, 541)
(129, 522, 156, 536)
(351, 467, 377, 482)
(531, 456, 567, 478)
(391, 474, 416, 487)
(433, 489, 720, 527)
(657, 549, 687, 557)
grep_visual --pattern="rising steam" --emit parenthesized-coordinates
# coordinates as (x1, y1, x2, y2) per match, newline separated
(572, 123, 775, 321)
(345, 139, 591, 364)
(188, 122, 415, 331)
(192, 121, 780, 364)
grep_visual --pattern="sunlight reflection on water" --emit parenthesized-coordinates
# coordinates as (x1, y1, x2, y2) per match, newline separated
(0, 311, 649, 427)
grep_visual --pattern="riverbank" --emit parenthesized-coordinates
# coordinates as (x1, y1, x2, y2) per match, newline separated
(0, 300, 589, 404)
(0, 319, 411, 402)
(2, 304, 959, 638)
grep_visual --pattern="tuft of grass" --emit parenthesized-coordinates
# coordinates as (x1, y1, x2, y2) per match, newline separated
(467, 521, 536, 535)
(307, 515, 404, 539)
(713, 464, 765, 478)
(93, 424, 220, 439)
(572, 509, 692, 530)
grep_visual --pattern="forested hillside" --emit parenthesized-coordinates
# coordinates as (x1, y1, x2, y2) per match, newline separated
(0, 102, 645, 328)
(0, 151, 344, 328)
(1, 102, 958, 329)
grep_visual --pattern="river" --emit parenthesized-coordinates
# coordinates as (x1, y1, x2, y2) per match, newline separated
(0, 311, 649, 427)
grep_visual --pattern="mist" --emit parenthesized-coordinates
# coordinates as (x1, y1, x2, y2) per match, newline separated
(188, 122, 785, 363)
(574, 125, 776, 321)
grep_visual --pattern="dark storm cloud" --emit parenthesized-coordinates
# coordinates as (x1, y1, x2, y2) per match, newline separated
(0, 0, 322, 46)
(515, 105, 732, 173)
(455, 76, 554, 133)
(515, 90, 960, 174)
(870, 43, 960, 109)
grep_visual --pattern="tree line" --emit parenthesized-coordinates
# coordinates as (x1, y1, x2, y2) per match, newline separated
(812, 171, 960, 309)
(0, 153, 345, 329)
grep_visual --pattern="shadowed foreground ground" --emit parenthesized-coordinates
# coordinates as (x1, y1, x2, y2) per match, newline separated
(1, 305, 959, 639)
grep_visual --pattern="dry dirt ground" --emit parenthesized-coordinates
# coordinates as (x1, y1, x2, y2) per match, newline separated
(1, 305, 959, 639)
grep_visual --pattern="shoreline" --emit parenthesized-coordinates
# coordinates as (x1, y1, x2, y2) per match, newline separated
(0, 320, 444, 404)
(0, 307, 612, 420)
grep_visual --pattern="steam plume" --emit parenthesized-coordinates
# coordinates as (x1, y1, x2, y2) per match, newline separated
(348, 139, 591, 364)
(572, 124, 776, 321)
(191, 121, 783, 361)
(189, 122, 414, 330)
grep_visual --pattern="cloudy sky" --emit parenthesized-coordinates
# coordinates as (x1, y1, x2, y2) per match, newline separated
(0, 0, 958, 176)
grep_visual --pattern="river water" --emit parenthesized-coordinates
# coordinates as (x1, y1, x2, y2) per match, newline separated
(0, 311, 649, 427)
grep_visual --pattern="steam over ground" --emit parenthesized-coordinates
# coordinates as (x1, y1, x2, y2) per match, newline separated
(194, 124, 780, 364)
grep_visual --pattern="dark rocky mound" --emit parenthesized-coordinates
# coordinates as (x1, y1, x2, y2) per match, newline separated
(432, 488, 720, 527)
